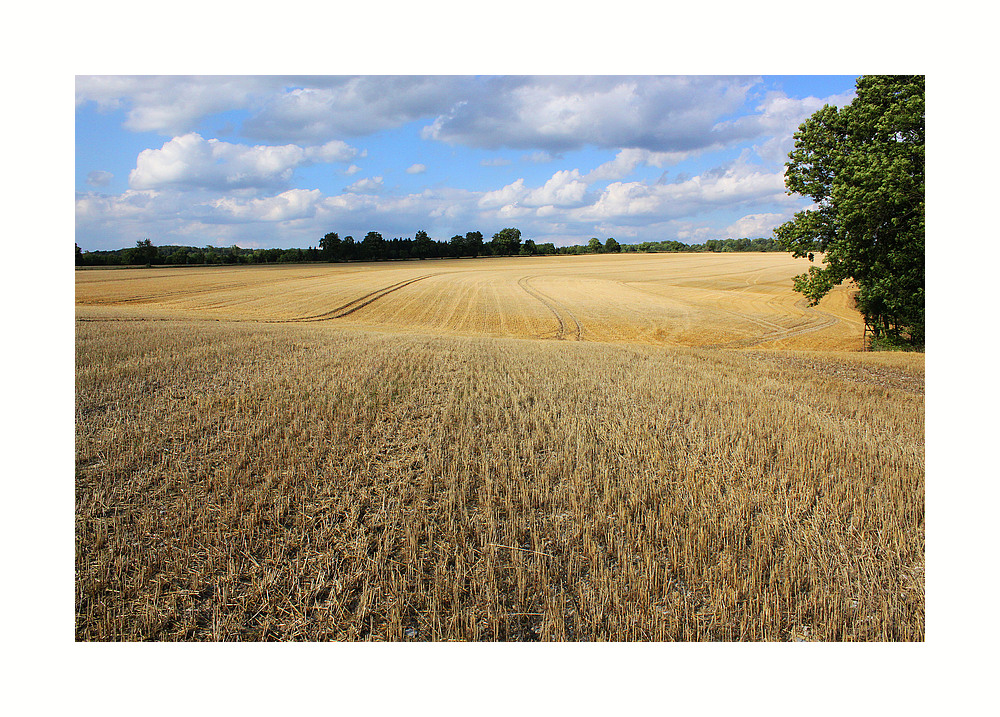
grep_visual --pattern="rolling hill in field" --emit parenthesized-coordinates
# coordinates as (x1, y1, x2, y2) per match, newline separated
(75, 253, 865, 350)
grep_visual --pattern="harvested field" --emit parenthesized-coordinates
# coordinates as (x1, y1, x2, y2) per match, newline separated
(75, 253, 865, 350)
(75, 254, 923, 641)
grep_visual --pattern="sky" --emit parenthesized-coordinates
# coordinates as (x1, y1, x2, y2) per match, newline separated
(75, 75, 859, 251)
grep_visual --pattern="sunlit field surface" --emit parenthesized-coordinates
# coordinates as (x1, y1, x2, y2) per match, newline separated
(76, 253, 866, 350)
(76, 254, 923, 641)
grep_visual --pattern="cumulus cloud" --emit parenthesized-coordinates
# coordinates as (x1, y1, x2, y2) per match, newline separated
(304, 140, 360, 163)
(570, 160, 789, 223)
(76, 76, 467, 142)
(86, 170, 113, 187)
(128, 133, 360, 191)
(725, 212, 793, 238)
(478, 169, 589, 210)
(345, 176, 384, 193)
(522, 151, 555, 163)
(406, 163, 427, 174)
(479, 178, 528, 209)
(343, 164, 362, 175)
(713, 89, 857, 158)
(78, 76, 833, 162)
(243, 77, 471, 143)
(76, 189, 161, 222)
(208, 189, 323, 222)
(423, 76, 758, 153)
(76, 76, 282, 136)
(77, 160, 813, 252)
(584, 148, 694, 182)
(525, 170, 588, 207)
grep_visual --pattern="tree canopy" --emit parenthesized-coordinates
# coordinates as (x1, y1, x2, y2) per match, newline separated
(775, 75, 924, 348)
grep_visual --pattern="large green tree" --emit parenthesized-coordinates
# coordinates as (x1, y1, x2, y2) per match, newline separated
(131, 238, 156, 266)
(491, 227, 522, 255)
(320, 232, 341, 260)
(775, 75, 924, 347)
(413, 229, 433, 258)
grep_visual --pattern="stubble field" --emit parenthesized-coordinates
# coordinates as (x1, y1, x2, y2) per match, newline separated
(75, 253, 924, 641)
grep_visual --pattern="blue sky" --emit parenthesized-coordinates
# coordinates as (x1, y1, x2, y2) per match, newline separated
(75, 75, 859, 250)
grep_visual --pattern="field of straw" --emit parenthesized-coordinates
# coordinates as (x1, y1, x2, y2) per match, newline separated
(75, 253, 923, 641)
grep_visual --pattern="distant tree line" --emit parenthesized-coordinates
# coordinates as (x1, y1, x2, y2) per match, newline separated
(576, 236, 783, 254)
(76, 231, 786, 267)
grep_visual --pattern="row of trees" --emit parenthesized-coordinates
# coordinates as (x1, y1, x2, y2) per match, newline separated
(78, 232, 785, 267)
(75, 241, 303, 267)
(315, 228, 559, 261)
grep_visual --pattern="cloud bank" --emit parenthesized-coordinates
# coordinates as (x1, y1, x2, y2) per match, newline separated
(76, 75, 859, 250)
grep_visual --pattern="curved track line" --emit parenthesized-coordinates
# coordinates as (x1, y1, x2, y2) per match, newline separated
(704, 298, 840, 349)
(517, 276, 583, 340)
(517, 275, 564, 338)
(278, 275, 435, 323)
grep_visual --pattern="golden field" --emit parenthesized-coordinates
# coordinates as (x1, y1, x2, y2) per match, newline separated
(75, 253, 923, 640)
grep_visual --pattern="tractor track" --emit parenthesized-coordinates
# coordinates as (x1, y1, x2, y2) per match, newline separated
(517, 275, 582, 340)
(703, 298, 840, 349)
(278, 274, 436, 323)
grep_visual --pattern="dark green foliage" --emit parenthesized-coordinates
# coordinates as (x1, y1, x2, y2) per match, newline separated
(775, 75, 924, 347)
(130, 238, 156, 266)
(75, 227, 785, 268)
(413, 229, 433, 259)
(320, 232, 341, 261)
(491, 227, 522, 256)
(465, 231, 484, 258)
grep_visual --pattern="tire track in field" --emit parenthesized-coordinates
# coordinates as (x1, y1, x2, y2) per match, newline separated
(619, 279, 788, 335)
(517, 275, 564, 338)
(517, 276, 582, 340)
(703, 298, 840, 349)
(284, 274, 435, 323)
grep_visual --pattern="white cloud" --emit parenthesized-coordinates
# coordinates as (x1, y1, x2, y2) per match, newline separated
(345, 176, 384, 193)
(478, 178, 528, 209)
(571, 160, 790, 223)
(715, 89, 857, 158)
(304, 140, 360, 163)
(725, 211, 794, 238)
(86, 170, 113, 187)
(478, 169, 588, 210)
(522, 151, 555, 163)
(129, 133, 360, 191)
(343, 164, 362, 175)
(243, 77, 471, 143)
(424, 76, 758, 153)
(584, 148, 695, 182)
(524, 170, 588, 207)
(76, 76, 281, 136)
(76, 189, 161, 221)
(406, 163, 427, 174)
(480, 158, 511, 167)
(78, 76, 844, 165)
(208, 189, 322, 222)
